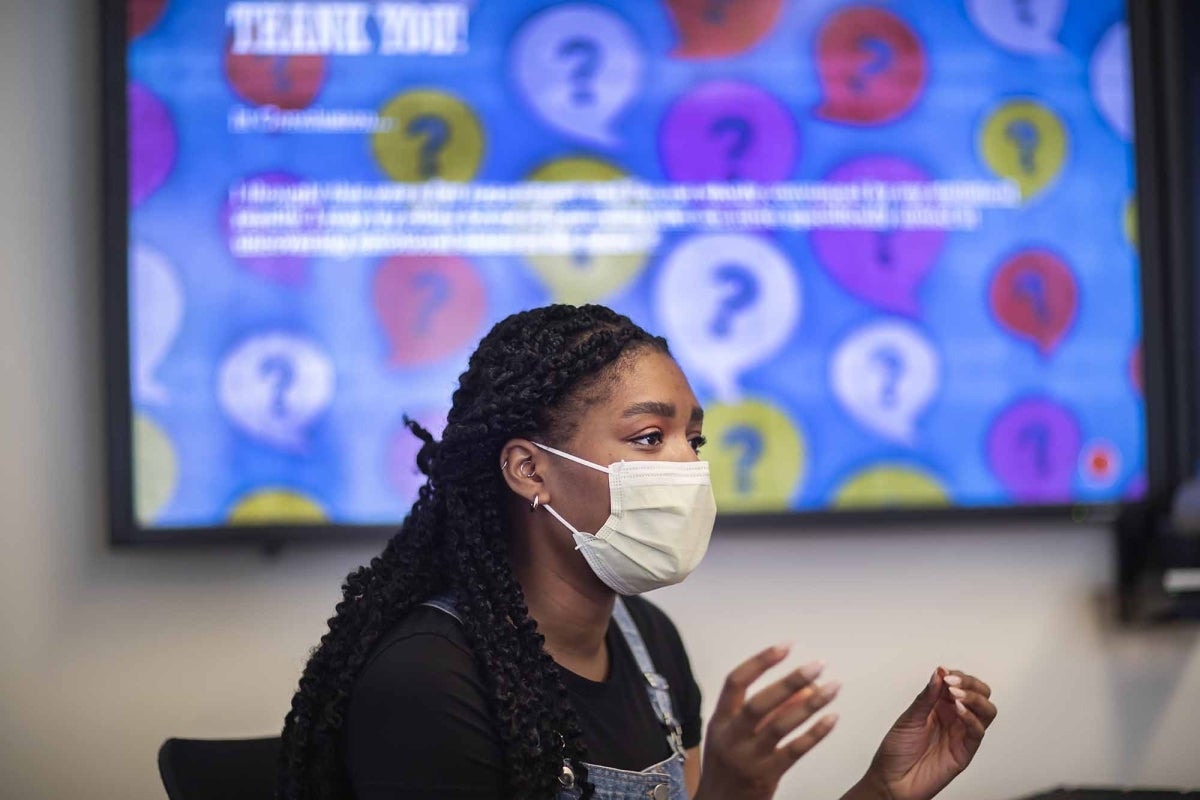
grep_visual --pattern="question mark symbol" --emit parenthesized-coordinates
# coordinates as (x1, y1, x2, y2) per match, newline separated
(259, 354, 295, 418)
(269, 56, 292, 91)
(709, 116, 754, 180)
(704, 0, 735, 24)
(1014, 0, 1036, 26)
(1018, 422, 1050, 474)
(558, 37, 601, 105)
(876, 229, 894, 268)
(1014, 270, 1051, 324)
(1004, 119, 1039, 175)
(870, 346, 904, 408)
(709, 264, 760, 337)
(722, 425, 764, 494)
(412, 271, 452, 334)
(405, 115, 450, 180)
(849, 36, 893, 94)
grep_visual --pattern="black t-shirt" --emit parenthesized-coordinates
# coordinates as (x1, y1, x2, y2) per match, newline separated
(341, 595, 703, 799)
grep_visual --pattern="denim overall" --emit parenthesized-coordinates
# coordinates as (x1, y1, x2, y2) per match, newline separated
(421, 595, 689, 800)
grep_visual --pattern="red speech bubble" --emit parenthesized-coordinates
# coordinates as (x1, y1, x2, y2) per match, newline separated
(665, 0, 785, 60)
(128, 0, 168, 40)
(373, 256, 488, 367)
(1129, 341, 1142, 395)
(989, 249, 1078, 357)
(223, 38, 327, 110)
(815, 6, 927, 126)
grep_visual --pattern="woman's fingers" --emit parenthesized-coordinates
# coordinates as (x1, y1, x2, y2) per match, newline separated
(943, 670, 992, 699)
(713, 643, 792, 719)
(737, 660, 826, 730)
(953, 697, 988, 741)
(770, 713, 840, 770)
(946, 687, 997, 727)
(757, 679, 842, 743)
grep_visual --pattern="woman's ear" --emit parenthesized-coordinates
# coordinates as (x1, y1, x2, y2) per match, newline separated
(499, 439, 550, 507)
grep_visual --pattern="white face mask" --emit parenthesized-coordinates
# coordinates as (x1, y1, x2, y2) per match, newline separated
(533, 442, 717, 595)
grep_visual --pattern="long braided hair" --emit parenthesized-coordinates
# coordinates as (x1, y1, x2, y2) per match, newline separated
(279, 304, 670, 799)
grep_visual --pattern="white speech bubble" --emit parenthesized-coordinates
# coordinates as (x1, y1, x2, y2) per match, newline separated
(654, 234, 802, 402)
(510, 4, 643, 147)
(966, 0, 1066, 55)
(217, 332, 336, 450)
(131, 242, 184, 405)
(830, 319, 940, 444)
(1090, 22, 1132, 142)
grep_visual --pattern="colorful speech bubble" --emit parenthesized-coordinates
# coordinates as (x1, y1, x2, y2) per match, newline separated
(524, 156, 650, 304)
(223, 39, 327, 110)
(227, 488, 328, 524)
(966, 0, 1066, 55)
(700, 399, 806, 513)
(986, 396, 1081, 503)
(217, 332, 336, 451)
(373, 89, 484, 182)
(1124, 196, 1137, 249)
(664, 0, 785, 60)
(655, 234, 802, 401)
(988, 248, 1078, 357)
(808, 155, 945, 316)
(830, 318, 940, 444)
(979, 99, 1068, 200)
(1090, 22, 1132, 142)
(373, 255, 487, 367)
(386, 409, 449, 503)
(128, 82, 177, 206)
(130, 242, 184, 406)
(815, 6, 927, 126)
(133, 412, 178, 525)
(832, 463, 949, 509)
(222, 172, 313, 285)
(659, 80, 799, 182)
(1130, 341, 1142, 395)
(129, 0, 168, 40)
(510, 4, 644, 146)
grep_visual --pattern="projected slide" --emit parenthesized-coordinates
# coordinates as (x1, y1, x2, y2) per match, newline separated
(122, 0, 1142, 529)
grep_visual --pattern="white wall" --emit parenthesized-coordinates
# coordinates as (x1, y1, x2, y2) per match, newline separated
(1, 2, 1198, 798)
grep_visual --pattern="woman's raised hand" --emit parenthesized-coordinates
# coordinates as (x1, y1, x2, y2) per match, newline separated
(694, 644, 839, 800)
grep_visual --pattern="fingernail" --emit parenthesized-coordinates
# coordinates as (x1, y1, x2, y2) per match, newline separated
(799, 659, 825, 680)
(825, 713, 840, 727)
(822, 679, 843, 698)
(772, 642, 793, 658)
(955, 698, 968, 715)
(937, 665, 948, 677)
(944, 675, 963, 687)
(948, 687, 966, 699)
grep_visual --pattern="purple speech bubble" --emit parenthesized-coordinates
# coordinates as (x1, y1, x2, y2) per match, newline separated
(808, 155, 945, 316)
(986, 396, 1081, 503)
(128, 82, 177, 206)
(659, 80, 799, 183)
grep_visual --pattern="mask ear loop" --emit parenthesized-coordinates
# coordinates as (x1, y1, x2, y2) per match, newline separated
(532, 442, 610, 474)
(540, 503, 590, 549)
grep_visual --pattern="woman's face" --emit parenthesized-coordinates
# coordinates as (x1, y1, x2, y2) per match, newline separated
(540, 348, 705, 536)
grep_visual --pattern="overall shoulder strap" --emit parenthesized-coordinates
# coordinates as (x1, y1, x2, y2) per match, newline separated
(419, 593, 462, 623)
(611, 598, 686, 757)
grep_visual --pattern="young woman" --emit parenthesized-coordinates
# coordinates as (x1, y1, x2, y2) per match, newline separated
(279, 304, 996, 800)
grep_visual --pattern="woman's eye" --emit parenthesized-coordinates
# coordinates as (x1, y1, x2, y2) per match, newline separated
(690, 435, 707, 453)
(631, 432, 663, 447)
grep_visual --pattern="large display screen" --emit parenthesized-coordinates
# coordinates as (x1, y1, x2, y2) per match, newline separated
(114, 0, 1144, 536)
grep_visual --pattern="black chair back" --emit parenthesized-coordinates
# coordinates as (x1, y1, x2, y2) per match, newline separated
(158, 736, 281, 800)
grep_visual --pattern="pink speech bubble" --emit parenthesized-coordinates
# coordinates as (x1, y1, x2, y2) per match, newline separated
(665, 0, 785, 60)
(373, 255, 488, 367)
(989, 249, 1078, 357)
(815, 6, 928, 126)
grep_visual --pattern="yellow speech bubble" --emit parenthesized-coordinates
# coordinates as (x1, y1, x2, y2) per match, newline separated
(1124, 196, 1137, 249)
(979, 99, 1068, 200)
(525, 156, 650, 304)
(227, 488, 328, 525)
(134, 412, 178, 525)
(373, 89, 484, 182)
(702, 399, 806, 513)
(832, 463, 949, 509)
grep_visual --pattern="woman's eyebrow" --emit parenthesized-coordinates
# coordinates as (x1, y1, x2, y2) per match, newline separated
(690, 406, 704, 424)
(622, 401, 676, 418)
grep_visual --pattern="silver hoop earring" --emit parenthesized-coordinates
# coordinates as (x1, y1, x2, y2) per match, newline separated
(500, 459, 509, 472)
(519, 459, 536, 478)
(530, 494, 540, 511)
